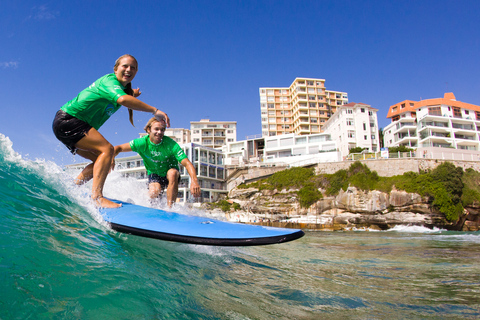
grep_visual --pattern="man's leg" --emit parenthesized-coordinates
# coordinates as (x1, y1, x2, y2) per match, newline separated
(166, 169, 180, 208)
(148, 182, 162, 199)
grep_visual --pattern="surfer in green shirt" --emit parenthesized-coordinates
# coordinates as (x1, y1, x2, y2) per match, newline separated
(114, 118, 201, 208)
(52, 54, 170, 208)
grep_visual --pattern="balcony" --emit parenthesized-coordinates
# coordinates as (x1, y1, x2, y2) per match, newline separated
(454, 134, 476, 141)
(419, 121, 449, 129)
(452, 123, 474, 131)
(419, 131, 451, 140)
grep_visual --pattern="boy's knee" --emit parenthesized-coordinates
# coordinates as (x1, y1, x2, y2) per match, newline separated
(167, 169, 179, 185)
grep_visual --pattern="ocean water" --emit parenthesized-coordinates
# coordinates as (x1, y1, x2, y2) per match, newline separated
(1, 133, 480, 320)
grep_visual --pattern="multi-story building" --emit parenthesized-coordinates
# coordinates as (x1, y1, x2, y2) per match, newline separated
(222, 134, 265, 166)
(384, 92, 480, 151)
(190, 119, 237, 149)
(259, 77, 348, 137)
(165, 128, 191, 144)
(322, 102, 380, 158)
(66, 143, 227, 204)
(223, 132, 340, 167)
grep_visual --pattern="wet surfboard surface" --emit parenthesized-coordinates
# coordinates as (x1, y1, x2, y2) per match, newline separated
(99, 199, 305, 246)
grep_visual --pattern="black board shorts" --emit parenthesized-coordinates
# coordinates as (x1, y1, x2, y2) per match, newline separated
(52, 110, 92, 155)
(148, 172, 181, 190)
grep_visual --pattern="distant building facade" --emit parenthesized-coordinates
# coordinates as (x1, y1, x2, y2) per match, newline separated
(165, 128, 191, 144)
(190, 119, 237, 149)
(223, 132, 340, 166)
(322, 102, 380, 158)
(259, 77, 348, 137)
(384, 93, 480, 151)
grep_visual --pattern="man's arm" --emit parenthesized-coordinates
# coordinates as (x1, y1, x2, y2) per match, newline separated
(113, 142, 133, 157)
(111, 143, 133, 171)
(180, 158, 201, 197)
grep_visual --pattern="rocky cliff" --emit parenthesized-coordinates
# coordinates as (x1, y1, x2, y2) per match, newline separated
(221, 186, 480, 231)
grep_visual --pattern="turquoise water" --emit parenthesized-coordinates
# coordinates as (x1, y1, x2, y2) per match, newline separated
(1, 133, 480, 319)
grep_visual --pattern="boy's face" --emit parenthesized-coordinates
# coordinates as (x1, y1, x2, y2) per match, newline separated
(148, 121, 166, 144)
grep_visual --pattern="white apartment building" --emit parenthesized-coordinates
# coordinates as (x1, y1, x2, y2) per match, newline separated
(66, 143, 227, 204)
(222, 135, 265, 166)
(190, 119, 237, 149)
(259, 77, 348, 137)
(384, 93, 480, 152)
(223, 132, 340, 166)
(322, 102, 380, 158)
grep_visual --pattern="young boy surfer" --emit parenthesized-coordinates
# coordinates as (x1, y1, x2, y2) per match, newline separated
(52, 54, 169, 208)
(114, 118, 201, 207)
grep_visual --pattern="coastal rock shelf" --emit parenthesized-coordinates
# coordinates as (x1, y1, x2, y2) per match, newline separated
(217, 186, 480, 231)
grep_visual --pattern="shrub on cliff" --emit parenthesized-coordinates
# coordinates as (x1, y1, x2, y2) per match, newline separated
(393, 162, 464, 222)
(323, 169, 348, 195)
(298, 182, 322, 208)
(208, 200, 241, 212)
(323, 162, 383, 194)
(462, 168, 480, 207)
(265, 167, 315, 190)
(348, 161, 379, 191)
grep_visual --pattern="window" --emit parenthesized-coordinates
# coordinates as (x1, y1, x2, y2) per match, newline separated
(428, 107, 441, 116)
(364, 135, 368, 140)
(347, 119, 354, 126)
(361, 108, 365, 113)
(348, 131, 355, 138)
(347, 109, 353, 114)
(363, 123, 367, 130)
(453, 107, 461, 118)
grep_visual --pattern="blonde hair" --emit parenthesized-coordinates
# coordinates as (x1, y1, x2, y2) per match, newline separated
(144, 117, 166, 133)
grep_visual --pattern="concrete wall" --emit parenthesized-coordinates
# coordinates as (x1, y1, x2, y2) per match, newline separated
(315, 158, 480, 177)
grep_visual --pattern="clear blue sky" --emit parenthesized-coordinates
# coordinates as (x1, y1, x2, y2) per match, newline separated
(2, 0, 479, 165)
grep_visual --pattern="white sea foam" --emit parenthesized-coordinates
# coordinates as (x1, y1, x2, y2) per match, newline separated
(387, 225, 445, 233)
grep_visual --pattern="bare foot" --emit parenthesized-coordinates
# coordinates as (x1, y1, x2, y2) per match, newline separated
(93, 197, 122, 208)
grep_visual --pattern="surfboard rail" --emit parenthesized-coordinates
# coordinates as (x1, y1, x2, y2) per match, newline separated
(110, 222, 305, 246)
(99, 199, 305, 246)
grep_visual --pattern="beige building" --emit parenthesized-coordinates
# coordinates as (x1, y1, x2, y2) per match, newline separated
(190, 119, 237, 149)
(165, 128, 191, 144)
(259, 77, 348, 137)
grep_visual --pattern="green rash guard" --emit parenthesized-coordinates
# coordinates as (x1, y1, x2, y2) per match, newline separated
(129, 135, 188, 176)
(61, 73, 127, 130)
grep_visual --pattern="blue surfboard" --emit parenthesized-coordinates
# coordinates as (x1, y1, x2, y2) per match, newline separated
(99, 199, 304, 246)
